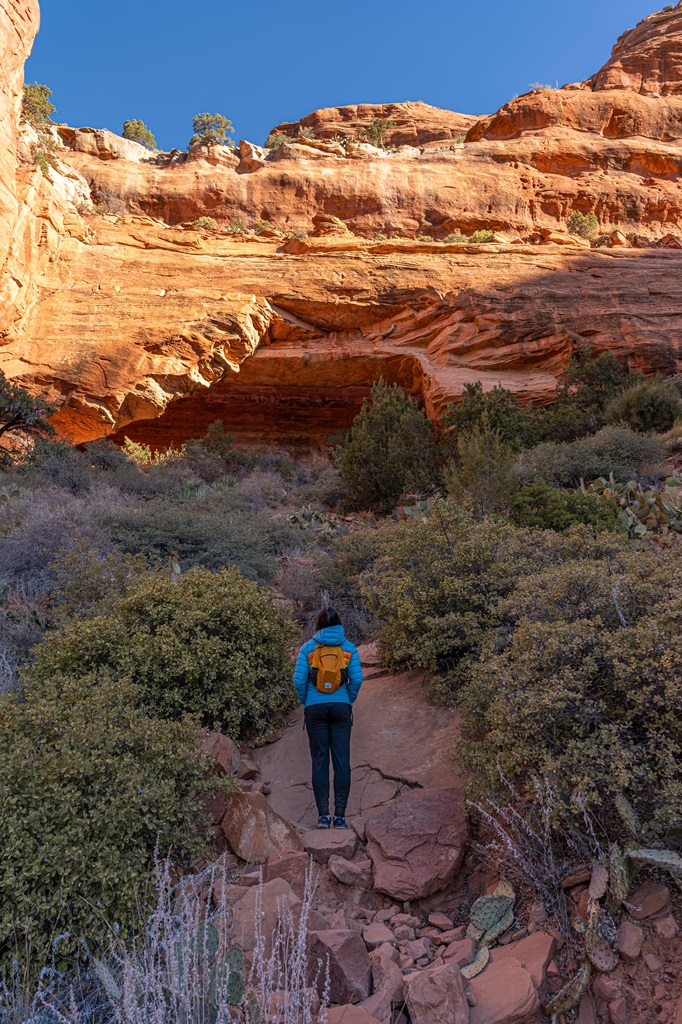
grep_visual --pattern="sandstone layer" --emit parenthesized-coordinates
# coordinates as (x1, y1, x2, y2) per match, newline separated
(1, 2, 682, 446)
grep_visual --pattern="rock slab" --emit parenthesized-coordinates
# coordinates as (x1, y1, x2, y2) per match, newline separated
(308, 929, 372, 1004)
(468, 959, 539, 1024)
(220, 791, 303, 863)
(403, 962, 469, 1024)
(365, 788, 468, 900)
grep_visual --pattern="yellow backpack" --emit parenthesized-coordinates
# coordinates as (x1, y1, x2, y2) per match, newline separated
(308, 644, 352, 694)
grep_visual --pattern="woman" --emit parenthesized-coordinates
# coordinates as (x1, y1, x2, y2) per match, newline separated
(293, 607, 363, 830)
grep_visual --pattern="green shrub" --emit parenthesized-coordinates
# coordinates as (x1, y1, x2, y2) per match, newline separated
(604, 377, 682, 433)
(97, 492, 293, 580)
(253, 218, 275, 234)
(510, 481, 621, 531)
(567, 211, 598, 240)
(0, 676, 219, 972)
(469, 229, 494, 243)
(189, 113, 234, 149)
(181, 420, 246, 471)
(335, 379, 438, 512)
(457, 542, 682, 840)
(21, 82, 55, 127)
(265, 132, 289, 150)
(444, 417, 519, 517)
(227, 217, 246, 234)
(517, 425, 666, 487)
(122, 119, 156, 149)
(23, 567, 296, 736)
(443, 232, 469, 243)
(443, 382, 531, 449)
(0, 371, 54, 461)
(356, 118, 397, 148)
(192, 216, 218, 231)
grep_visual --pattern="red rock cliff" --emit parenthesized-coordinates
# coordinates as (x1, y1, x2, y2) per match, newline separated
(1, 1, 682, 447)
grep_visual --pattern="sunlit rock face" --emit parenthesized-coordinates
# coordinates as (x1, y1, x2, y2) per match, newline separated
(1, 0, 682, 447)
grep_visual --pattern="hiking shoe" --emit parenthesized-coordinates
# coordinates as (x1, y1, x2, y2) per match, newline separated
(333, 816, 349, 830)
(316, 815, 332, 830)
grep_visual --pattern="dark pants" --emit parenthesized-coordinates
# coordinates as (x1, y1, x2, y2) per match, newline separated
(304, 702, 352, 817)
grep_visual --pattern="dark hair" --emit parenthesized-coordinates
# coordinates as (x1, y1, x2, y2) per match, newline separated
(316, 606, 342, 630)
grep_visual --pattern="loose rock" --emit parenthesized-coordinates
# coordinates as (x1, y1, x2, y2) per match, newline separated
(468, 959, 540, 1024)
(303, 829, 358, 865)
(403, 962, 469, 1024)
(308, 929, 372, 1004)
(220, 792, 303, 863)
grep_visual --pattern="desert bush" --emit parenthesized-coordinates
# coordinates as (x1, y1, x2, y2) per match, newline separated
(567, 210, 599, 240)
(24, 567, 296, 736)
(444, 418, 519, 517)
(21, 82, 55, 127)
(264, 132, 289, 150)
(96, 492, 294, 580)
(457, 542, 682, 840)
(20, 439, 93, 492)
(122, 119, 156, 149)
(469, 229, 494, 243)
(233, 470, 287, 510)
(46, 541, 152, 627)
(192, 216, 218, 231)
(189, 113, 233, 149)
(227, 218, 246, 234)
(356, 118, 396, 148)
(0, 372, 54, 461)
(0, 676, 219, 973)
(253, 219, 275, 234)
(510, 481, 621, 531)
(443, 232, 468, 243)
(516, 425, 666, 487)
(335, 379, 437, 512)
(604, 376, 682, 433)
(443, 382, 531, 449)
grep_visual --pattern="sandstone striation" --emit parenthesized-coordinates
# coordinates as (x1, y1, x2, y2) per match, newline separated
(1, 1, 682, 446)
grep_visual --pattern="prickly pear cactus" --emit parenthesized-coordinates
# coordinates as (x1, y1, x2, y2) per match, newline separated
(211, 946, 244, 1007)
(546, 964, 592, 1017)
(493, 878, 516, 900)
(588, 863, 609, 901)
(609, 845, 630, 910)
(614, 791, 639, 838)
(627, 848, 682, 875)
(460, 945, 490, 980)
(481, 906, 514, 946)
(585, 903, 619, 973)
(469, 895, 514, 934)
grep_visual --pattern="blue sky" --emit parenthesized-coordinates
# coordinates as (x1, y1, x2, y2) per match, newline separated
(26, 0, 659, 151)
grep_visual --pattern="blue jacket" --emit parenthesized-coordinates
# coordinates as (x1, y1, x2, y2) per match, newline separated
(293, 625, 363, 707)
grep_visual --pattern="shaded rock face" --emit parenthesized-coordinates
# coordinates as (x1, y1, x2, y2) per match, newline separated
(3, 1, 682, 448)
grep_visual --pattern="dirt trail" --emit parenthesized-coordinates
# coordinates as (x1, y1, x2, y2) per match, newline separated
(253, 647, 465, 829)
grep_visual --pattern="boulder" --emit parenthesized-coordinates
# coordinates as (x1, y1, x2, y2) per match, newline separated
(490, 930, 556, 989)
(201, 732, 240, 775)
(609, 229, 628, 247)
(312, 213, 352, 237)
(443, 937, 476, 967)
(329, 855, 372, 888)
(403, 962, 469, 1024)
(230, 877, 300, 954)
(359, 988, 393, 1023)
(468, 959, 539, 1024)
(429, 912, 454, 930)
(303, 829, 358, 864)
(363, 922, 396, 950)
(220, 792, 302, 864)
(653, 913, 679, 939)
(628, 881, 670, 920)
(617, 920, 644, 961)
(308, 929, 372, 1004)
(237, 139, 266, 172)
(370, 943, 403, 1001)
(263, 849, 311, 899)
(365, 788, 468, 900)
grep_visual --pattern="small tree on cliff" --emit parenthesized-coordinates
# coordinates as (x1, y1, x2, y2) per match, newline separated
(0, 372, 54, 463)
(21, 82, 55, 127)
(335, 379, 438, 513)
(357, 118, 397, 148)
(189, 112, 234, 149)
(122, 118, 157, 149)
